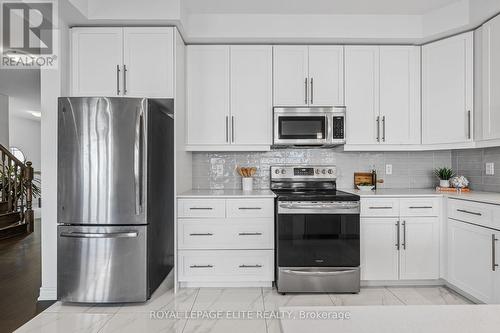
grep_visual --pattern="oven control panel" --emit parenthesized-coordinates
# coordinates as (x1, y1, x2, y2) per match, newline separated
(271, 166, 337, 179)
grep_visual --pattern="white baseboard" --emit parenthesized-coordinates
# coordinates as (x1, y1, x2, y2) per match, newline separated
(179, 281, 273, 288)
(361, 279, 445, 287)
(38, 287, 57, 301)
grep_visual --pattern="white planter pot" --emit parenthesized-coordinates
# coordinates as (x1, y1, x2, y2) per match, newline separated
(439, 179, 450, 188)
(242, 177, 253, 192)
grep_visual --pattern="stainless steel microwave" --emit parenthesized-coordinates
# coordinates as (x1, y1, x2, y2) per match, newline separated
(273, 107, 346, 146)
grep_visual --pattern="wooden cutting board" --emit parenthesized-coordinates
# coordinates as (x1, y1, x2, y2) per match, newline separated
(354, 172, 374, 187)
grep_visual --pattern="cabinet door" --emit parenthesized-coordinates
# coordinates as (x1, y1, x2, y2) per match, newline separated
(123, 28, 174, 98)
(360, 217, 399, 280)
(345, 46, 380, 144)
(422, 32, 474, 144)
(186, 46, 230, 145)
(273, 46, 309, 106)
(308, 46, 344, 107)
(379, 46, 421, 144)
(71, 28, 123, 96)
(482, 16, 500, 140)
(230, 46, 272, 146)
(448, 219, 495, 303)
(399, 217, 439, 280)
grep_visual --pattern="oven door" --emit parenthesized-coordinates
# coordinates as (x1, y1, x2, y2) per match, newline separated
(277, 201, 360, 268)
(274, 109, 329, 145)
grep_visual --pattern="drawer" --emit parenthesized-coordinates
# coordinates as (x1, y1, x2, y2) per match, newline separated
(178, 218, 274, 250)
(226, 199, 274, 218)
(178, 250, 274, 282)
(177, 199, 226, 218)
(400, 198, 440, 217)
(448, 198, 497, 229)
(361, 198, 400, 217)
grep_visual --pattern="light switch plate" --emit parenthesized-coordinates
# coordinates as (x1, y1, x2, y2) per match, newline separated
(486, 163, 495, 175)
(385, 164, 393, 175)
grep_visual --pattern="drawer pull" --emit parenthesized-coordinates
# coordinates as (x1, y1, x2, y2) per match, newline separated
(189, 207, 214, 210)
(239, 264, 262, 268)
(238, 207, 262, 210)
(190, 265, 213, 268)
(457, 209, 482, 216)
(409, 206, 433, 209)
(369, 206, 393, 210)
(238, 232, 263, 236)
(189, 233, 213, 236)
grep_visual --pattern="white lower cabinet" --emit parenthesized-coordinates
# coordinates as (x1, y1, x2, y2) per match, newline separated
(360, 197, 440, 281)
(177, 198, 274, 287)
(447, 218, 499, 303)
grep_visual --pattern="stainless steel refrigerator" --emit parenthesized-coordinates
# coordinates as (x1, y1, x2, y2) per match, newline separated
(57, 97, 174, 303)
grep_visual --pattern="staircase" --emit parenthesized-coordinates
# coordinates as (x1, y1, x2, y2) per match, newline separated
(0, 144, 34, 239)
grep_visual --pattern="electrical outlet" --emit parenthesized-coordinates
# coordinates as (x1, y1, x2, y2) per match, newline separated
(486, 163, 495, 175)
(385, 164, 393, 175)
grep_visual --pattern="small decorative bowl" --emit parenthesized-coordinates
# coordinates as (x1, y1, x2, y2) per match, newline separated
(357, 185, 375, 191)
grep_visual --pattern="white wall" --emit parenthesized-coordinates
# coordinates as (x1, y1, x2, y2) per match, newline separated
(0, 94, 8, 147)
(9, 116, 41, 171)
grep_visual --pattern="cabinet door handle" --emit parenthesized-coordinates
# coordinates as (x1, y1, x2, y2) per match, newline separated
(310, 77, 314, 104)
(467, 110, 471, 140)
(238, 232, 263, 236)
(231, 116, 235, 143)
(238, 207, 262, 210)
(189, 233, 213, 236)
(409, 206, 433, 209)
(369, 206, 392, 210)
(402, 220, 407, 250)
(376, 116, 380, 142)
(189, 207, 213, 210)
(457, 209, 481, 216)
(116, 65, 121, 95)
(395, 220, 400, 250)
(225, 116, 229, 142)
(305, 78, 308, 105)
(492, 234, 499, 271)
(123, 65, 128, 95)
(239, 264, 262, 268)
(190, 265, 213, 268)
(382, 116, 386, 142)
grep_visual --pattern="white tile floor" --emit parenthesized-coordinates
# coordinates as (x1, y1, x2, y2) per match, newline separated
(16, 284, 472, 333)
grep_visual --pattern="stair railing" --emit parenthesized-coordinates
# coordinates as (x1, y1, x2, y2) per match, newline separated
(0, 144, 34, 232)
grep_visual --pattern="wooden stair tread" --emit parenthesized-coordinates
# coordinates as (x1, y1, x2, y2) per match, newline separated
(0, 211, 22, 227)
(0, 221, 27, 231)
(0, 221, 28, 239)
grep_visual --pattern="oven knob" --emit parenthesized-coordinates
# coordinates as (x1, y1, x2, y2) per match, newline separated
(315, 169, 320, 174)
(322, 169, 326, 174)
(281, 169, 286, 175)
(274, 169, 280, 174)
(328, 169, 333, 174)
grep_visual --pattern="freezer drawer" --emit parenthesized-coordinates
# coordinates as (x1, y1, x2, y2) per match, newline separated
(58, 225, 147, 303)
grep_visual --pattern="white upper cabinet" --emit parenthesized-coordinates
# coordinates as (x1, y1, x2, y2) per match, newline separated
(379, 46, 421, 145)
(308, 46, 344, 107)
(230, 46, 273, 146)
(273, 46, 344, 107)
(345, 46, 420, 146)
(273, 46, 309, 106)
(186, 45, 231, 146)
(71, 28, 123, 96)
(345, 46, 379, 145)
(186, 45, 272, 150)
(71, 27, 174, 98)
(422, 32, 474, 145)
(123, 28, 174, 98)
(481, 15, 500, 142)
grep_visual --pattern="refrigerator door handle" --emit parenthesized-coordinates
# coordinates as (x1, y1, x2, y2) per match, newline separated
(134, 107, 145, 215)
(60, 231, 139, 238)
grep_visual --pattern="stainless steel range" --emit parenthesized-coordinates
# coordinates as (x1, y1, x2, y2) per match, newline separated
(271, 165, 360, 294)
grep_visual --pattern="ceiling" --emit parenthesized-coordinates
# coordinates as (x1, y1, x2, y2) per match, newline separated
(184, 0, 460, 15)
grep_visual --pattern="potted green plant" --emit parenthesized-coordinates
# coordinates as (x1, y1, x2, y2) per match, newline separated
(434, 167, 455, 188)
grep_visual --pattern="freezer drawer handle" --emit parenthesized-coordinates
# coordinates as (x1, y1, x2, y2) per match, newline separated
(238, 232, 263, 236)
(409, 206, 433, 209)
(457, 209, 482, 216)
(189, 233, 213, 236)
(189, 207, 213, 210)
(239, 264, 262, 268)
(281, 269, 357, 276)
(60, 231, 138, 239)
(190, 265, 213, 268)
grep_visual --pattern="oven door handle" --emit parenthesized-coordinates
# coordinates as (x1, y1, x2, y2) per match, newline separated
(281, 269, 358, 276)
(279, 203, 359, 210)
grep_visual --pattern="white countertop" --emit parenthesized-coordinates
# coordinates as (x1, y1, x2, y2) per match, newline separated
(177, 189, 276, 198)
(279, 305, 500, 333)
(341, 188, 500, 206)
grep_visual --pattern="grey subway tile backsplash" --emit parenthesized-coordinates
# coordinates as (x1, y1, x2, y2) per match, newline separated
(192, 148, 454, 190)
(452, 147, 500, 192)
